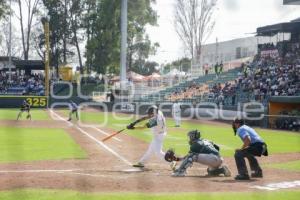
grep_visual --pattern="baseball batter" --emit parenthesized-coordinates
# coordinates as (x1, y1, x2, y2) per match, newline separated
(168, 130, 231, 177)
(16, 100, 31, 120)
(68, 101, 79, 121)
(172, 101, 181, 127)
(127, 105, 167, 168)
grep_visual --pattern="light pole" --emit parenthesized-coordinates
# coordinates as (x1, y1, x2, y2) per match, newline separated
(8, 0, 12, 82)
(120, 0, 128, 89)
(42, 17, 50, 98)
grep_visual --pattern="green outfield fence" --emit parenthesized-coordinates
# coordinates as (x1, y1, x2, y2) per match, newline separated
(0, 96, 48, 108)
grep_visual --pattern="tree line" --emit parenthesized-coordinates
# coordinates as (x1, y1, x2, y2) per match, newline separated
(0, 0, 217, 76)
(0, 0, 160, 76)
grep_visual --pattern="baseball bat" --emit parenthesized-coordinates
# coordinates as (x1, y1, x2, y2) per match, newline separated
(101, 129, 125, 142)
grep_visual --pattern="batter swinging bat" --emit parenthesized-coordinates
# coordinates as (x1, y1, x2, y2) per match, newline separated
(101, 129, 125, 142)
(101, 116, 149, 142)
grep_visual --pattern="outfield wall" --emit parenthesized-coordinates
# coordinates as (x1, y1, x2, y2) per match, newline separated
(0, 96, 48, 108)
(91, 102, 267, 127)
(0, 96, 268, 128)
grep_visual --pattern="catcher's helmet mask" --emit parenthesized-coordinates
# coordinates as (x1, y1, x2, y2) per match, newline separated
(188, 130, 201, 144)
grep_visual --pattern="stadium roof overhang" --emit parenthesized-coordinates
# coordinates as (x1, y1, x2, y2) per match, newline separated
(0, 56, 20, 62)
(283, 0, 300, 5)
(13, 60, 45, 70)
(270, 96, 300, 103)
(256, 20, 300, 36)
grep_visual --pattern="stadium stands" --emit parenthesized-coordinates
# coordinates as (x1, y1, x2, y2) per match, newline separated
(136, 67, 240, 104)
(136, 40, 300, 109)
(0, 72, 45, 96)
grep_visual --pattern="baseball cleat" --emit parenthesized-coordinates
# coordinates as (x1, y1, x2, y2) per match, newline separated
(234, 174, 250, 180)
(132, 162, 144, 168)
(170, 161, 177, 172)
(172, 169, 186, 177)
(222, 165, 231, 177)
(251, 171, 263, 178)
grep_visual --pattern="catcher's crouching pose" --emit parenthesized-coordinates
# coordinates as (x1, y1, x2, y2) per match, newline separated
(166, 130, 231, 177)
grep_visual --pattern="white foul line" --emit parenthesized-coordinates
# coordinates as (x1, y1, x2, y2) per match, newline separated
(56, 171, 112, 178)
(50, 110, 132, 166)
(0, 169, 122, 179)
(0, 169, 81, 173)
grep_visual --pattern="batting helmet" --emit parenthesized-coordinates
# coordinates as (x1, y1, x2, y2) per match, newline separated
(146, 105, 158, 115)
(188, 130, 201, 143)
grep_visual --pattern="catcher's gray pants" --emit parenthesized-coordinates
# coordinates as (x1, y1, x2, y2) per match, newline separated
(178, 153, 223, 173)
(195, 154, 223, 170)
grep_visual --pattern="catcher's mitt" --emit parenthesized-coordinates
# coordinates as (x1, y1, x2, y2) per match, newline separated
(164, 149, 180, 162)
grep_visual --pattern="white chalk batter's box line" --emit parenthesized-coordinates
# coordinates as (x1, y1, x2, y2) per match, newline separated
(252, 180, 300, 191)
(0, 169, 131, 179)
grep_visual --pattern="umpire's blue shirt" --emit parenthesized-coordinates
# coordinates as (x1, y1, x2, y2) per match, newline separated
(237, 125, 264, 144)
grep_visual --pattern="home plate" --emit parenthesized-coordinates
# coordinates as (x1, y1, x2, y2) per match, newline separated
(122, 168, 145, 173)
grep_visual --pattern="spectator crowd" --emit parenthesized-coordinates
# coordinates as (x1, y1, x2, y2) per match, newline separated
(237, 42, 300, 101)
(275, 109, 300, 131)
(204, 41, 300, 105)
(166, 41, 299, 105)
(166, 82, 208, 102)
(0, 72, 45, 96)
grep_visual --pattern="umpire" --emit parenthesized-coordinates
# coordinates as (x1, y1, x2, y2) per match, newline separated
(232, 118, 268, 180)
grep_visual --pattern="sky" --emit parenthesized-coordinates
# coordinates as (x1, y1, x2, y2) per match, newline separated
(3, 0, 300, 66)
(147, 0, 300, 64)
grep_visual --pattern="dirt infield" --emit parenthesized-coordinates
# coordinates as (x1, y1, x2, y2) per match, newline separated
(0, 111, 299, 193)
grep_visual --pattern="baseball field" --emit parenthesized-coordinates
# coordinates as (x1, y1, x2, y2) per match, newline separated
(0, 108, 299, 199)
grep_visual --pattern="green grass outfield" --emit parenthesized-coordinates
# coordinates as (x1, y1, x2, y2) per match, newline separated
(0, 127, 86, 163)
(0, 109, 49, 120)
(77, 111, 300, 157)
(0, 190, 299, 200)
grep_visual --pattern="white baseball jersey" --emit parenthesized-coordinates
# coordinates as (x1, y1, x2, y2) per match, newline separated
(172, 103, 181, 126)
(149, 110, 166, 135)
(139, 110, 167, 164)
(172, 103, 181, 115)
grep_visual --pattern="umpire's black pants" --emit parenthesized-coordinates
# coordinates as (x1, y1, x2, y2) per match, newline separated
(234, 142, 264, 176)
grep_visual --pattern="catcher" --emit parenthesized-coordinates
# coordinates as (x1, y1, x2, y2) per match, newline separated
(16, 100, 31, 120)
(165, 130, 231, 177)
